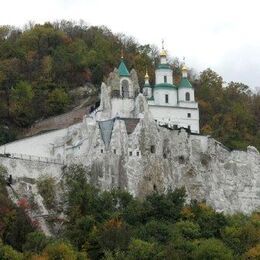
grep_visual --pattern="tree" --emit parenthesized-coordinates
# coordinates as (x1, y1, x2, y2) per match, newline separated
(41, 241, 78, 260)
(47, 88, 69, 115)
(126, 239, 160, 260)
(10, 80, 34, 126)
(193, 238, 234, 260)
(0, 239, 23, 260)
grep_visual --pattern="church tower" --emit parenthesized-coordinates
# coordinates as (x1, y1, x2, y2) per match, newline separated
(142, 69, 152, 99)
(153, 42, 178, 106)
(144, 43, 200, 133)
(118, 55, 134, 98)
(178, 64, 195, 104)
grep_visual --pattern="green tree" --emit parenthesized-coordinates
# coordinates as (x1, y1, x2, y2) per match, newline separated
(126, 239, 160, 260)
(0, 239, 23, 260)
(22, 231, 49, 253)
(47, 88, 69, 115)
(193, 238, 234, 260)
(10, 80, 34, 126)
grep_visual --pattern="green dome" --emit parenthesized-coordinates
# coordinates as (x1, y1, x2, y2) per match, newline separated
(118, 59, 130, 77)
(178, 78, 193, 88)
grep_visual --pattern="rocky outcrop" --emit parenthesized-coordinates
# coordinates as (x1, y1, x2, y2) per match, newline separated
(0, 92, 259, 214)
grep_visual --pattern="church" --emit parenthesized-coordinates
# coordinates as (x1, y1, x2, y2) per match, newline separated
(105, 45, 200, 133)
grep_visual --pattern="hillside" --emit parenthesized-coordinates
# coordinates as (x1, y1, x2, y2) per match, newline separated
(0, 21, 259, 150)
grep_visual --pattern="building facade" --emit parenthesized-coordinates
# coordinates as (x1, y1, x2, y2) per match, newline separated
(143, 47, 200, 133)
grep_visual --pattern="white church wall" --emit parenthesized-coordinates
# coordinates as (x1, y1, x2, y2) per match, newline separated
(149, 105, 200, 133)
(153, 89, 178, 106)
(155, 69, 173, 84)
(178, 101, 198, 109)
(178, 87, 195, 102)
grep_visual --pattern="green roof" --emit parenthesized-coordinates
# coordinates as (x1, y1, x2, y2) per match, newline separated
(178, 77, 193, 88)
(118, 59, 130, 77)
(156, 63, 172, 70)
(154, 83, 177, 90)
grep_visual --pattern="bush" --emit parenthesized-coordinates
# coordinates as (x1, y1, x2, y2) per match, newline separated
(37, 176, 56, 209)
(193, 238, 234, 260)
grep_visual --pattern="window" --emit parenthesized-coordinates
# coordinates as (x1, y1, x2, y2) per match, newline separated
(165, 94, 169, 104)
(164, 75, 167, 83)
(187, 113, 191, 118)
(101, 149, 103, 153)
(129, 151, 132, 156)
(151, 145, 155, 153)
(188, 125, 191, 131)
(185, 92, 190, 101)
(114, 149, 116, 154)
(121, 79, 129, 98)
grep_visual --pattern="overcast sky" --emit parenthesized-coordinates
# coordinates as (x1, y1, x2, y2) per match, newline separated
(1, 0, 260, 89)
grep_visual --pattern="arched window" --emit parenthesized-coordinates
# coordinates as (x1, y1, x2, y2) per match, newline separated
(121, 79, 129, 98)
(185, 92, 190, 101)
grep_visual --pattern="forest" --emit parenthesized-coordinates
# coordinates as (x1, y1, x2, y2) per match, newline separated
(0, 21, 259, 151)
(0, 165, 260, 259)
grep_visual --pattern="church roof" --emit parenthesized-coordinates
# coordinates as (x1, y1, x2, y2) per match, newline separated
(118, 59, 130, 77)
(178, 78, 193, 88)
(154, 83, 177, 90)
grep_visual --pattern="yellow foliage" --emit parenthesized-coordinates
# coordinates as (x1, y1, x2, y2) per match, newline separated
(244, 244, 260, 259)
(181, 206, 195, 220)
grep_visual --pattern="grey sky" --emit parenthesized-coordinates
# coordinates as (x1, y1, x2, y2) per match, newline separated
(1, 0, 260, 88)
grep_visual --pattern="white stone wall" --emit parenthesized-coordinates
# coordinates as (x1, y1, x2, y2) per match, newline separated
(155, 69, 173, 84)
(153, 88, 178, 106)
(111, 98, 135, 118)
(0, 157, 62, 179)
(0, 128, 67, 157)
(148, 105, 200, 133)
(178, 87, 195, 102)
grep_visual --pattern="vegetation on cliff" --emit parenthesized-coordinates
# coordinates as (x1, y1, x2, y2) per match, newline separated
(0, 165, 260, 259)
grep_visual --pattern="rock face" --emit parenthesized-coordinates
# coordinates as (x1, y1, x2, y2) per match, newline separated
(0, 93, 259, 214)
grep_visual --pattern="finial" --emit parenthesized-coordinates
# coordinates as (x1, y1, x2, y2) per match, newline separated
(182, 56, 188, 71)
(162, 39, 165, 50)
(121, 49, 124, 59)
(160, 39, 167, 57)
(145, 67, 149, 79)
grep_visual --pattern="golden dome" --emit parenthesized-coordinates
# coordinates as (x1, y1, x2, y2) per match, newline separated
(160, 49, 167, 57)
(145, 69, 149, 79)
(182, 65, 188, 71)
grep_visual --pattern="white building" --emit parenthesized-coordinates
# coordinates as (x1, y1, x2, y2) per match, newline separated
(143, 47, 200, 133)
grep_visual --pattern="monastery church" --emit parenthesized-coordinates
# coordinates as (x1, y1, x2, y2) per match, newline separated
(99, 45, 200, 133)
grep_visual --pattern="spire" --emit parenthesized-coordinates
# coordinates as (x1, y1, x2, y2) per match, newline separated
(160, 39, 167, 57)
(181, 57, 188, 78)
(118, 49, 130, 77)
(144, 68, 150, 86)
